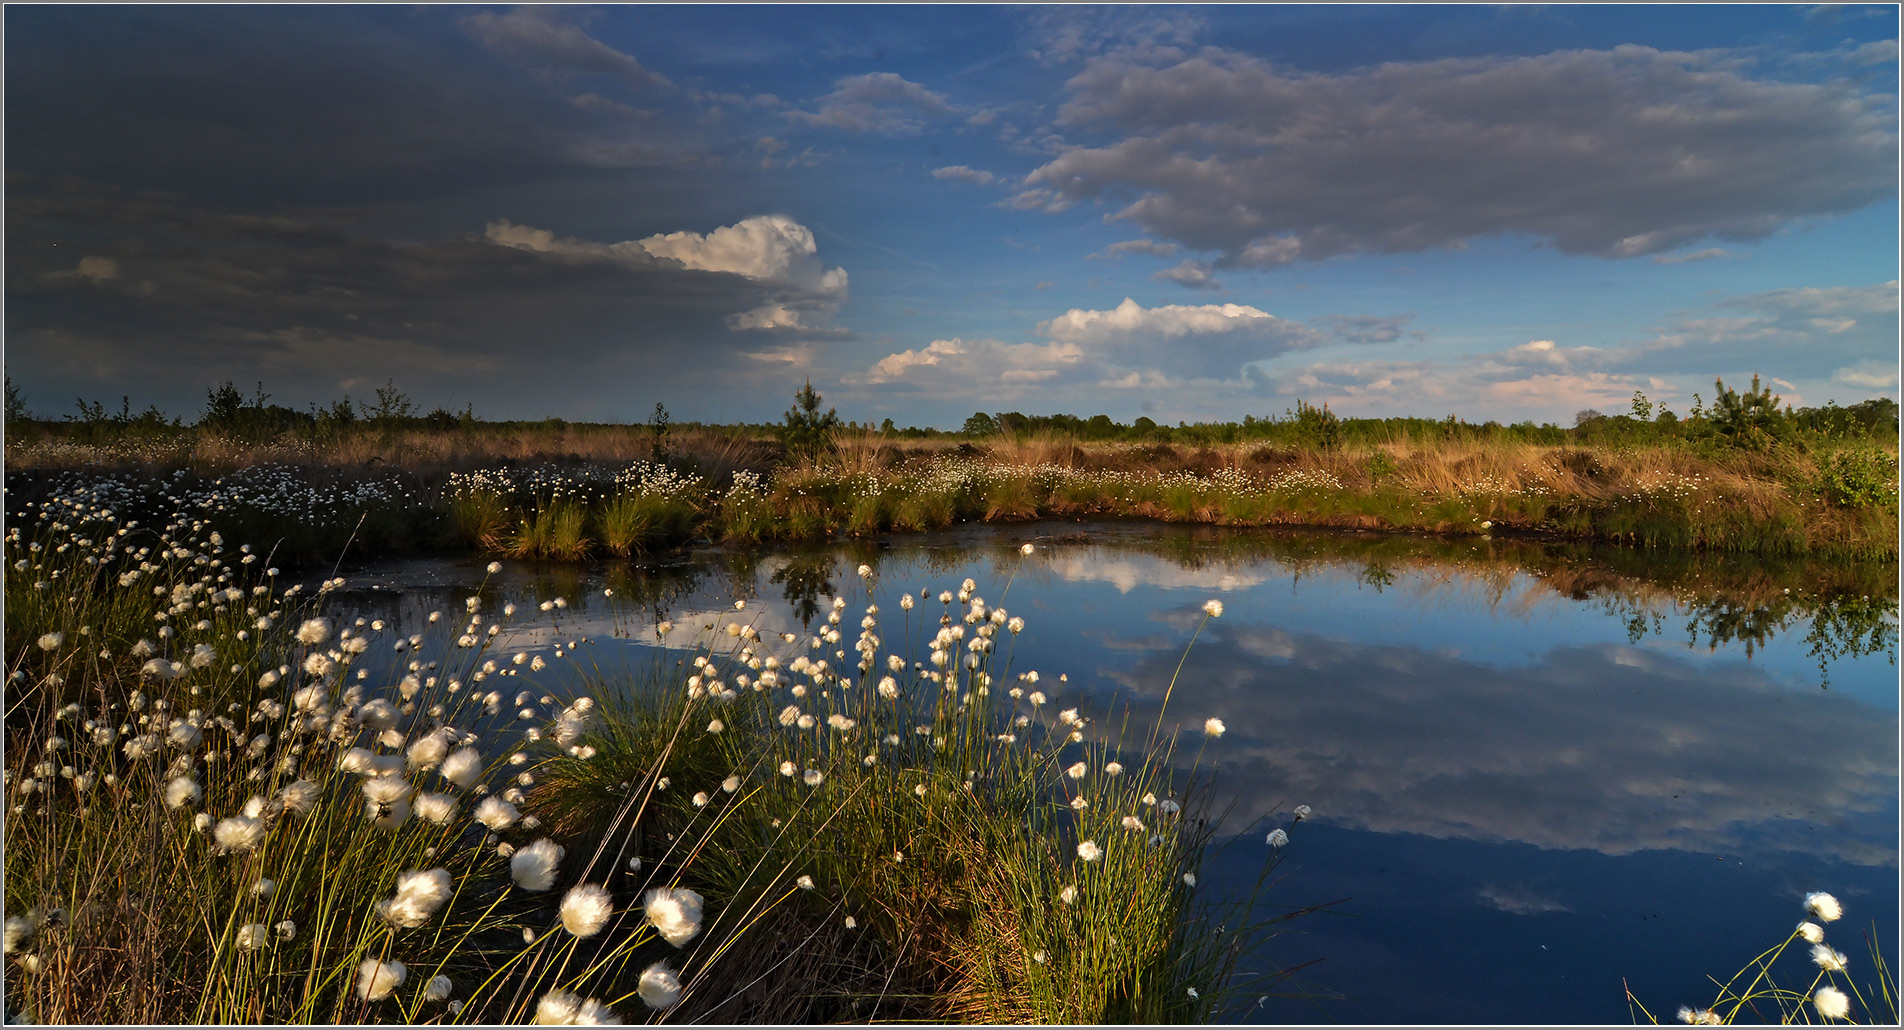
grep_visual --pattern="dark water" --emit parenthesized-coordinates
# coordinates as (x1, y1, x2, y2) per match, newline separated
(323, 525, 1899, 1025)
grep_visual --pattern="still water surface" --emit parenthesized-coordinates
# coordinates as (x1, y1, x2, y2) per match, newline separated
(329, 524, 1898, 1024)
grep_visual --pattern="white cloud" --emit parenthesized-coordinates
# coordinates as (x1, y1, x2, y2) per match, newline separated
(485, 214, 848, 332)
(1832, 360, 1900, 389)
(931, 165, 997, 185)
(1041, 296, 1289, 344)
(848, 337, 1085, 388)
(1099, 238, 1179, 259)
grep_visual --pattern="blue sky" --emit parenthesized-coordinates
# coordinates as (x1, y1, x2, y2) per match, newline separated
(6, 4, 1898, 427)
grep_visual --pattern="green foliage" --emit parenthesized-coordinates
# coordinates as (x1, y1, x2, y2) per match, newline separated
(1289, 399, 1340, 450)
(1816, 446, 1899, 509)
(1630, 390, 1654, 421)
(962, 411, 1000, 437)
(781, 379, 841, 458)
(1710, 374, 1786, 447)
(648, 402, 671, 461)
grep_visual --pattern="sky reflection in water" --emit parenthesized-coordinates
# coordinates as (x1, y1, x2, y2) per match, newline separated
(333, 526, 1897, 1024)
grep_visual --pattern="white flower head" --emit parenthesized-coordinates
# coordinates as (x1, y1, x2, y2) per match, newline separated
(212, 815, 267, 854)
(1020, 543, 1035, 555)
(511, 838, 565, 892)
(1805, 891, 1843, 922)
(356, 958, 406, 1001)
(796, 874, 815, 890)
(236, 922, 270, 951)
(1202, 599, 1223, 618)
(1059, 885, 1078, 905)
(1797, 921, 1826, 944)
(440, 746, 482, 788)
(296, 618, 331, 646)
(474, 795, 520, 831)
(1811, 943, 1849, 972)
(164, 775, 201, 810)
(1813, 985, 1851, 1021)
(1203, 717, 1226, 737)
(1266, 828, 1289, 847)
(1076, 840, 1101, 862)
(534, 989, 618, 1025)
(424, 975, 452, 1003)
(1066, 761, 1087, 779)
(378, 868, 454, 929)
(637, 963, 682, 1011)
(643, 886, 704, 947)
(560, 883, 614, 937)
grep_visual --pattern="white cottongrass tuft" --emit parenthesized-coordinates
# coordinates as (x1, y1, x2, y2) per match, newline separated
(474, 795, 521, 831)
(1103, 761, 1123, 775)
(1294, 804, 1312, 819)
(440, 746, 483, 788)
(378, 868, 454, 929)
(295, 618, 331, 645)
(1065, 761, 1087, 779)
(235, 923, 270, 951)
(280, 779, 320, 814)
(803, 769, 824, 786)
(1020, 542, 1035, 555)
(1076, 840, 1101, 862)
(1805, 891, 1843, 922)
(37, 632, 64, 651)
(637, 963, 683, 1010)
(1797, 921, 1826, 944)
(212, 815, 267, 854)
(1202, 599, 1223, 617)
(408, 729, 452, 772)
(1266, 828, 1289, 847)
(721, 775, 741, 793)
(560, 884, 615, 937)
(1183, 873, 1197, 887)
(1203, 717, 1226, 737)
(642, 886, 704, 947)
(164, 776, 201, 810)
(1059, 885, 1078, 905)
(533, 989, 619, 1024)
(796, 875, 815, 890)
(1677, 1005, 1722, 1024)
(356, 958, 406, 1001)
(1812, 985, 1851, 1021)
(1811, 943, 1848, 972)
(424, 975, 453, 1003)
(415, 792, 458, 825)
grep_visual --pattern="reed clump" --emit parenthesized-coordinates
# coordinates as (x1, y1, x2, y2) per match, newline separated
(4, 486, 1309, 1023)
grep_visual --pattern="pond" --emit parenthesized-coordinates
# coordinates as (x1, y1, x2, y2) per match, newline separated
(320, 524, 1899, 1025)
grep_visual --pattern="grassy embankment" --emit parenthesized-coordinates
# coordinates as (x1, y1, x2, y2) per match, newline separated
(5, 407, 1897, 567)
(1, 482, 1318, 1023)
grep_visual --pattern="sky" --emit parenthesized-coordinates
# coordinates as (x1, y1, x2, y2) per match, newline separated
(5, 4, 1899, 429)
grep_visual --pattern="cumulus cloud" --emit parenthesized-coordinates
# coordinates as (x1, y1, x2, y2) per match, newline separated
(1831, 360, 1900, 389)
(462, 7, 668, 89)
(1030, 296, 1330, 380)
(484, 214, 848, 330)
(932, 165, 997, 185)
(787, 73, 959, 135)
(847, 337, 1084, 388)
(1022, 46, 1898, 265)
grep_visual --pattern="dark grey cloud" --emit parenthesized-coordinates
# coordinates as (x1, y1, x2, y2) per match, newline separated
(461, 7, 669, 89)
(2, 7, 700, 211)
(1021, 46, 1898, 265)
(785, 73, 958, 135)
(1152, 259, 1221, 290)
(1099, 620, 1897, 866)
(4, 182, 846, 421)
(1312, 313, 1420, 344)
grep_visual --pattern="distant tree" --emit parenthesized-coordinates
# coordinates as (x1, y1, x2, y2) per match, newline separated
(1574, 409, 1605, 427)
(1710, 374, 1785, 446)
(781, 379, 841, 458)
(1630, 390, 1653, 421)
(4, 374, 28, 427)
(961, 411, 999, 437)
(364, 379, 416, 423)
(880, 417, 895, 434)
(648, 402, 671, 460)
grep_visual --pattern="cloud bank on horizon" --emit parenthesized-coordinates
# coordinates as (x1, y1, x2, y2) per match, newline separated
(5, 5, 1897, 426)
